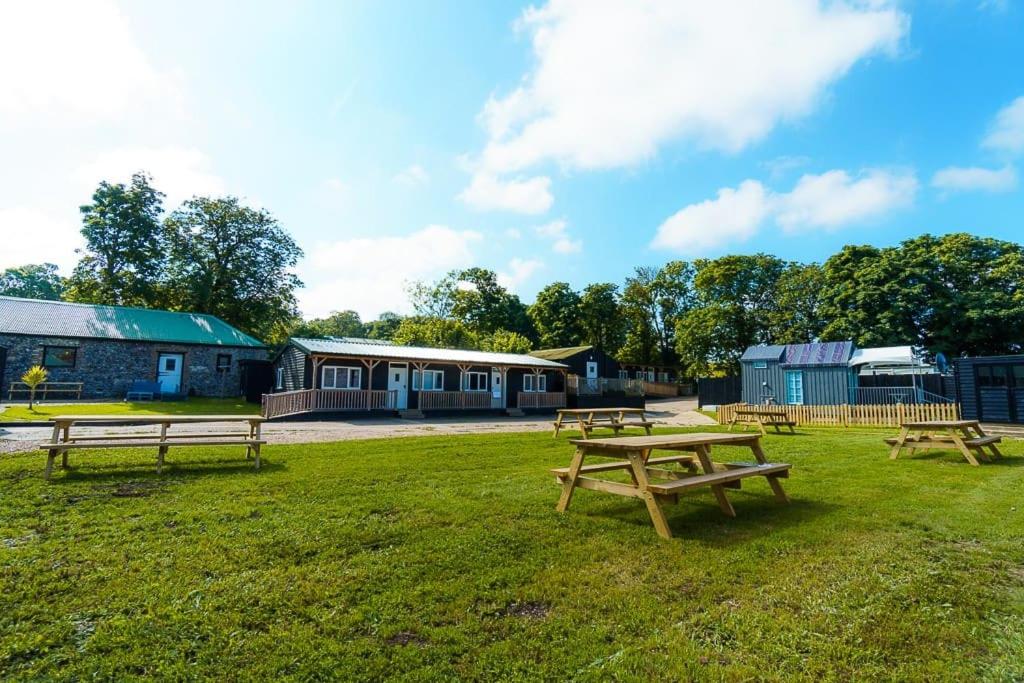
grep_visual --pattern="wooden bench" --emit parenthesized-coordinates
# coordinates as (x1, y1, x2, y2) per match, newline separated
(38, 415, 267, 479)
(553, 408, 653, 439)
(647, 462, 791, 495)
(886, 420, 1003, 466)
(8, 381, 83, 401)
(728, 407, 796, 436)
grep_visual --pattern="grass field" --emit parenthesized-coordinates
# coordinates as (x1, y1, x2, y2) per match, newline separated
(0, 398, 259, 422)
(2, 427, 1023, 680)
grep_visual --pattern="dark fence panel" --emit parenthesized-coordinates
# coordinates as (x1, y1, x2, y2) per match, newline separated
(697, 376, 741, 408)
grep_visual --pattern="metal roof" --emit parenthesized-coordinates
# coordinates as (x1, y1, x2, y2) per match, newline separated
(529, 345, 593, 361)
(782, 341, 854, 367)
(849, 345, 924, 368)
(290, 337, 567, 368)
(740, 345, 786, 362)
(0, 295, 265, 347)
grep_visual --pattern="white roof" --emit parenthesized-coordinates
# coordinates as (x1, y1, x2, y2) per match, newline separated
(290, 337, 567, 369)
(849, 345, 924, 367)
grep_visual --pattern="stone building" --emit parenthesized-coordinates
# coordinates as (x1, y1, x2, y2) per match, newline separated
(0, 296, 267, 400)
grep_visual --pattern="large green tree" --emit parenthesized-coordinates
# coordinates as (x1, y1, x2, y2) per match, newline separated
(579, 283, 626, 353)
(364, 312, 404, 340)
(451, 268, 534, 339)
(164, 197, 303, 343)
(528, 282, 582, 348)
(620, 261, 693, 366)
(292, 310, 365, 339)
(0, 263, 65, 300)
(391, 316, 480, 349)
(66, 172, 166, 307)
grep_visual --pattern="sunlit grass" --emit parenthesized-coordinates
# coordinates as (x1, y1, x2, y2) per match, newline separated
(0, 398, 259, 422)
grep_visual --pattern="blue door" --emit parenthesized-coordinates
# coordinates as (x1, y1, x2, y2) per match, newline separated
(785, 371, 804, 405)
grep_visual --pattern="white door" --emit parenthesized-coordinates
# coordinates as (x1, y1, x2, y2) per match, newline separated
(491, 368, 503, 408)
(388, 363, 408, 409)
(586, 361, 598, 379)
(157, 353, 184, 394)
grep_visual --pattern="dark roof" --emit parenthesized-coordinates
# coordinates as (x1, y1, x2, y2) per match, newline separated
(0, 296, 265, 347)
(740, 345, 786, 362)
(782, 342, 854, 367)
(529, 345, 593, 361)
(289, 337, 566, 369)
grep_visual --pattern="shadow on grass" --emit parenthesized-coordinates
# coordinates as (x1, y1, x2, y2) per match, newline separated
(892, 450, 1024, 466)
(46, 457, 287, 484)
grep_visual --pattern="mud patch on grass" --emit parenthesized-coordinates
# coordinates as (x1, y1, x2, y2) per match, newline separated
(66, 479, 174, 504)
(385, 631, 428, 647)
(499, 601, 549, 619)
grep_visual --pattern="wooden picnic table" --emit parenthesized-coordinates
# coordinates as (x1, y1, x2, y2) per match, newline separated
(728, 407, 796, 436)
(39, 414, 267, 479)
(552, 407, 654, 439)
(886, 419, 1002, 466)
(552, 433, 792, 539)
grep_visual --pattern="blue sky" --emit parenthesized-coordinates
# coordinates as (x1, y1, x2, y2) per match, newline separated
(1, 0, 1022, 319)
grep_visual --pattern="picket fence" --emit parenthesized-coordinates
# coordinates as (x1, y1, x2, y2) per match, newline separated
(716, 402, 960, 428)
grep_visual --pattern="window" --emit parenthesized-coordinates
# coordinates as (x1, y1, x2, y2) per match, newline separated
(413, 369, 444, 391)
(784, 371, 804, 405)
(275, 367, 284, 390)
(216, 354, 232, 372)
(658, 372, 669, 382)
(635, 371, 644, 380)
(618, 370, 628, 381)
(463, 371, 488, 391)
(647, 370, 655, 382)
(753, 361, 767, 370)
(322, 366, 361, 390)
(42, 346, 76, 368)
(523, 374, 547, 392)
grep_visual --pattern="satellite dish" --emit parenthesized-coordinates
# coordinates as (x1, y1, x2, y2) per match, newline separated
(935, 352, 949, 374)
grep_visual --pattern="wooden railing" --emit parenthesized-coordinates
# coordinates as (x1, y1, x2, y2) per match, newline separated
(716, 402, 960, 428)
(7, 382, 84, 401)
(417, 391, 492, 410)
(518, 391, 567, 409)
(262, 389, 396, 418)
(567, 376, 644, 396)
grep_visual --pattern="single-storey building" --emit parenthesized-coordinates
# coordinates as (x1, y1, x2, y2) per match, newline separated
(528, 345, 619, 380)
(529, 345, 645, 409)
(267, 337, 568, 418)
(954, 354, 1024, 424)
(740, 342, 855, 405)
(0, 295, 267, 400)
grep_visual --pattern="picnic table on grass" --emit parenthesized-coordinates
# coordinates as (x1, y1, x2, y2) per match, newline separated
(552, 407, 654, 439)
(39, 414, 266, 479)
(886, 419, 1002, 466)
(728, 407, 796, 435)
(552, 433, 792, 539)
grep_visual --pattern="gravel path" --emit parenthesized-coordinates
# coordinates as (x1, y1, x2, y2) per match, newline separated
(0, 398, 715, 454)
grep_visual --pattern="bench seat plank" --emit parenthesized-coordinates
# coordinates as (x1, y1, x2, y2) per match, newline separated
(551, 454, 696, 477)
(40, 439, 266, 450)
(647, 463, 791, 495)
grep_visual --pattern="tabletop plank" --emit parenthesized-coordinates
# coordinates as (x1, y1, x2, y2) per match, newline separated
(569, 432, 759, 451)
(50, 414, 265, 423)
(557, 408, 646, 415)
(901, 420, 978, 429)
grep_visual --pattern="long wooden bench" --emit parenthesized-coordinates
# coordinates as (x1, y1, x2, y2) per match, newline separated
(647, 462, 791, 495)
(884, 435, 1001, 448)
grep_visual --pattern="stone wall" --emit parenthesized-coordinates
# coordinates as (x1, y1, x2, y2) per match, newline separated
(0, 333, 267, 400)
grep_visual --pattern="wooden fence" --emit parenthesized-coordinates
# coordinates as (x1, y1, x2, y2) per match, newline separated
(418, 391, 492, 410)
(642, 381, 680, 398)
(7, 382, 84, 401)
(518, 391, 567, 409)
(262, 389, 396, 418)
(716, 402, 960, 428)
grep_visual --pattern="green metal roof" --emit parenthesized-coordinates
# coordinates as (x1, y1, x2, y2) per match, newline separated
(528, 345, 593, 361)
(0, 296, 265, 347)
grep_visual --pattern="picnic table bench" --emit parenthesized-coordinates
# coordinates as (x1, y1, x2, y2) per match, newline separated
(886, 419, 1002, 466)
(728, 407, 796, 435)
(38, 414, 266, 479)
(552, 408, 654, 439)
(552, 433, 792, 539)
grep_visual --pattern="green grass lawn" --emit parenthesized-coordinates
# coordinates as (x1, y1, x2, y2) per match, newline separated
(0, 397, 259, 422)
(2, 427, 1023, 680)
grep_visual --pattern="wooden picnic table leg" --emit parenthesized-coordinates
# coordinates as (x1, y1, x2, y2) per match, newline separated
(967, 424, 1002, 459)
(552, 413, 564, 438)
(750, 441, 789, 503)
(626, 449, 672, 539)
(44, 421, 61, 480)
(949, 430, 981, 466)
(756, 417, 768, 437)
(60, 423, 71, 469)
(889, 427, 910, 460)
(253, 421, 262, 470)
(556, 446, 587, 512)
(156, 422, 169, 473)
(694, 444, 735, 517)
(576, 415, 589, 440)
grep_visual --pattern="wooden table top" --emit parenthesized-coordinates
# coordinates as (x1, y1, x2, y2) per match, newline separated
(569, 432, 758, 451)
(50, 414, 266, 424)
(901, 419, 978, 429)
(557, 408, 646, 415)
(735, 408, 788, 416)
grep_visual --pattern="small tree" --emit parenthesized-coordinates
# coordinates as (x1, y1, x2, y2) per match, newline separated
(21, 366, 48, 410)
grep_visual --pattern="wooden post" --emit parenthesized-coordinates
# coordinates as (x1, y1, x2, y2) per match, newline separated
(362, 359, 380, 410)
(156, 421, 169, 473)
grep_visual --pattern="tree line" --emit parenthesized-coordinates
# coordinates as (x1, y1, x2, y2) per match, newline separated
(2, 172, 1022, 376)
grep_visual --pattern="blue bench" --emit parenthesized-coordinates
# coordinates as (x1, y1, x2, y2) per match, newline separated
(126, 380, 161, 401)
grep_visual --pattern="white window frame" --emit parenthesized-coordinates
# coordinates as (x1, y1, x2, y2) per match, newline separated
(753, 361, 768, 369)
(463, 371, 488, 392)
(635, 371, 644, 380)
(322, 365, 362, 390)
(618, 370, 628, 381)
(524, 374, 547, 392)
(275, 367, 284, 390)
(658, 372, 669, 382)
(413, 369, 444, 391)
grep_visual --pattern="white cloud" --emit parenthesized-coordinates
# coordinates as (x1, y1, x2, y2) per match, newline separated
(651, 180, 770, 252)
(775, 169, 918, 231)
(0, 0, 182, 122)
(298, 225, 482, 319)
(534, 219, 582, 254)
(931, 165, 1017, 194)
(471, 1, 906, 182)
(0, 207, 82, 272)
(497, 257, 544, 291)
(75, 146, 226, 210)
(393, 164, 430, 187)
(504, 228, 522, 239)
(458, 172, 553, 214)
(652, 168, 917, 252)
(982, 96, 1024, 155)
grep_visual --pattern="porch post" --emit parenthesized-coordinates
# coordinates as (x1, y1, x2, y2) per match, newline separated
(501, 366, 509, 409)
(363, 359, 380, 410)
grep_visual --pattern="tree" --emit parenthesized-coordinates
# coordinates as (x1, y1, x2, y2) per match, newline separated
(528, 282, 582, 348)
(391, 316, 480, 349)
(0, 263, 65, 300)
(364, 312, 404, 340)
(21, 366, 48, 410)
(407, 276, 457, 319)
(620, 261, 693, 366)
(481, 329, 533, 354)
(769, 263, 826, 344)
(164, 197, 303, 343)
(66, 172, 166, 307)
(292, 310, 364, 339)
(579, 283, 626, 353)
(450, 267, 534, 338)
